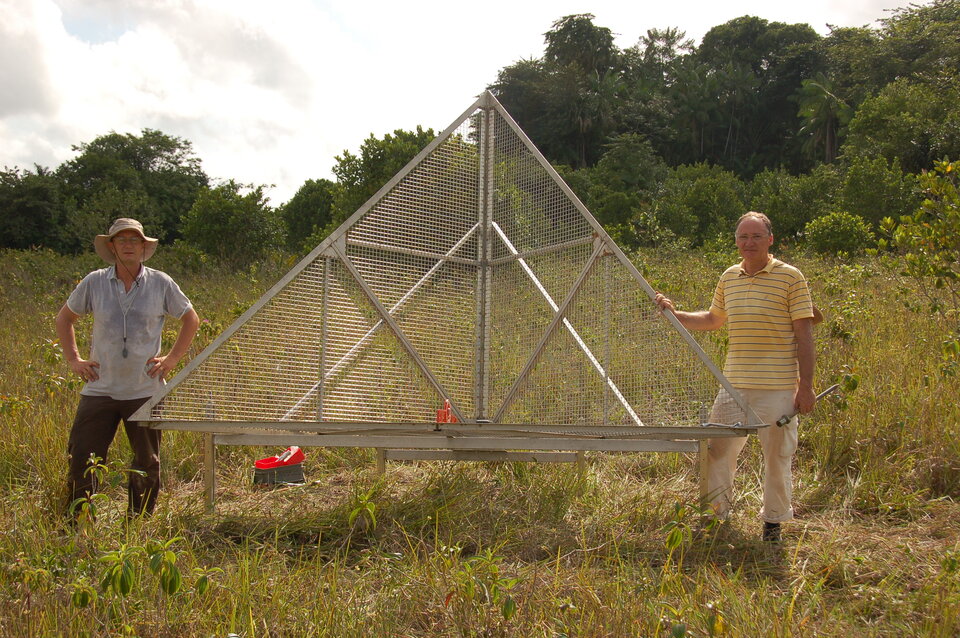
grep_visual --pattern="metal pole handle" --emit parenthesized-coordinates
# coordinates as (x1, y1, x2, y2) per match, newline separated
(775, 383, 841, 426)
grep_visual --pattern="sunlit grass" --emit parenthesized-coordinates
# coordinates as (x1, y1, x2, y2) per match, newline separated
(1, 247, 959, 636)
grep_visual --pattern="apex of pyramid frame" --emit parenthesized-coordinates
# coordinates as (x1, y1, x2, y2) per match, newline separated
(133, 91, 760, 429)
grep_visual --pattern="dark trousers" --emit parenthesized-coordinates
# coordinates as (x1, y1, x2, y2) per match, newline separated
(66, 395, 161, 516)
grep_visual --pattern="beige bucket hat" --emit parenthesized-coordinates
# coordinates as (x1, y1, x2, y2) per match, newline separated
(93, 218, 158, 263)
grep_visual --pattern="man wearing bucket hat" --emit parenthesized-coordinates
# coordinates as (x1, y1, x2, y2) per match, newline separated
(56, 218, 199, 517)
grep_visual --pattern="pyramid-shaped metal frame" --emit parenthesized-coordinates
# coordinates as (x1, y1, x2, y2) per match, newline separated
(132, 91, 760, 441)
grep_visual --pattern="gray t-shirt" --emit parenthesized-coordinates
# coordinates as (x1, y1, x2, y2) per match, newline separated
(66, 266, 193, 400)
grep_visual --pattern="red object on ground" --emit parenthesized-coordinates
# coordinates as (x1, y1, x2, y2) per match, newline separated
(254, 446, 305, 469)
(436, 399, 458, 424)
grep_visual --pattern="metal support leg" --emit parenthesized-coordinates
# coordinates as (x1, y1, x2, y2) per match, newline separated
(376, 449, 386, 475)
(203, 433, 216, 513)
(698, 439, 709, 508)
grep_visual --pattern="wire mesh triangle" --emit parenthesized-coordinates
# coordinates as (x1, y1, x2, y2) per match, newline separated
(134, 91, 750, 428)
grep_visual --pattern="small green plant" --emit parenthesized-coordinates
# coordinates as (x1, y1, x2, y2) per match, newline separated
(0, 393, 32, 415)
(348, 485, 378, 533)
(445, 547, 521, 623)
(825, 289, 872, 343)
(702, 601, 726, 636)
(70, 579, 98, 609)
(663, 502, 693, 554)
(34, 337, 64, 365)
(836, 364, 859, 404)
(99, 536, 220, 601)
(660, 603, 692, 637)
(146, 537, 184, 596)
(99, 543, 141, 598)
(552, 599, 578, 637)
(28, 366, 79, 396)
(69, 455, 146, 522)
(939, 332, 960, 377)
(663, 500, 706, 562)
(8, 554, 52, 613)
(191, 565, 224, 596)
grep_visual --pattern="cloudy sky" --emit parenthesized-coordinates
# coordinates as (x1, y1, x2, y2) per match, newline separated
(2, 0, 904, 205)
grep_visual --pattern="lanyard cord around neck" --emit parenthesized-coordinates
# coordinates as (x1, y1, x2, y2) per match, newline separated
(114, 265, 142, 358)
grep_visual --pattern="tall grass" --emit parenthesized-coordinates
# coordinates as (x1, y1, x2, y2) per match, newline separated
(1, 246, 958, 636)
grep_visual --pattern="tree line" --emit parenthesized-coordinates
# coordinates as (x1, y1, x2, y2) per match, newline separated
(1, 1, 958, 263)
(0, 124, 436, 267)
(491, 2, 959, 249)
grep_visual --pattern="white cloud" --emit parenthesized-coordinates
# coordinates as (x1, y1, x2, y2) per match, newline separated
(1, 0, 906, 204)
(0, 0, 59, 118)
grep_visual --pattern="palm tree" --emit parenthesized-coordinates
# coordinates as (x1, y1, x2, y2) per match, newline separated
(669, 60, 718, 162)
(796, 72, 853, 163)
(716, 63, 759, 163)
(639, 27, 694, 86)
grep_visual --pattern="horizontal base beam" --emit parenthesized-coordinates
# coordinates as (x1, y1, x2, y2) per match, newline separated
(212, 432, 700, 453)
(381, 449, 580, 463)
(146, 420, 760, 439)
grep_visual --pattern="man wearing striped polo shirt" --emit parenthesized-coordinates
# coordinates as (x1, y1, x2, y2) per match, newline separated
(655, 212, 816, 541)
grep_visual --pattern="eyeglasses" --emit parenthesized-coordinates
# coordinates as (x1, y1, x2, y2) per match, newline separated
(736, 233, 769, 242)
(112, 236, 144, 245)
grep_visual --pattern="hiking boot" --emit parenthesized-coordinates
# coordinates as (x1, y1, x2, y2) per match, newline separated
(762, 521, 781, 542)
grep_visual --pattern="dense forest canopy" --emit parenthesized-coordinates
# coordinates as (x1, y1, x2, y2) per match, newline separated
(1, 0, 959, 259)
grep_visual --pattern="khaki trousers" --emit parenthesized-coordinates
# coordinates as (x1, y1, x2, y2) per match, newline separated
(66, 395, 161, 516)
(706, 387, 798, 523)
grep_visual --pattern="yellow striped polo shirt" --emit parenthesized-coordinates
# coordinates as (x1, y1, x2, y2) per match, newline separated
(709, 257, 814, 389)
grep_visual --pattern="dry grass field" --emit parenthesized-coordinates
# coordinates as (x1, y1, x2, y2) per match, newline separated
(1, 246, 958, 637)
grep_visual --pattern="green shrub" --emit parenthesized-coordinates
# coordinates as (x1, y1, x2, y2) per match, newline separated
(279, 178, 335, 252)
(840, 155, 919, 228)
(804, 211, 875, 254)
(879, 159, 960, 323)
(700, 232, 739, 270)
(749, 165, 842, 241)
(180, 180, 283, 267)
(654, 162, 747, 245)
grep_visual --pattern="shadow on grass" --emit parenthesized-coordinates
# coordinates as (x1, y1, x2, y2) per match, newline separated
(183, 462, 588, 563)
(173, 461, 793, 591)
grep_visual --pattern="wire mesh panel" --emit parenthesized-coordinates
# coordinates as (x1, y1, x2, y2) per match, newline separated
(342, 115, 482, 418)
(489, 110, 595, 259)
(486, 257, 564, 416)
(486, 242, 597, 419)
(503, 325, 611, 425)
(137, 91, 748, 434)
(348, 119, 480, 257)
(504, 252, 723, 427)
(597, 256, 720, 427)
(320, 258, 442, 422)
(150, 260, 327, 422)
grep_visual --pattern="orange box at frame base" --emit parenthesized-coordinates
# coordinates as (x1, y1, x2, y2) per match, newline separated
(436, 400, 458, 424)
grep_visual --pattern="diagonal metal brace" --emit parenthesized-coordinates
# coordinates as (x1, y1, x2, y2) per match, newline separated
(281, 225, 478, 421)
(331, 242, 465, 424)
(491, 224, 643, 426)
